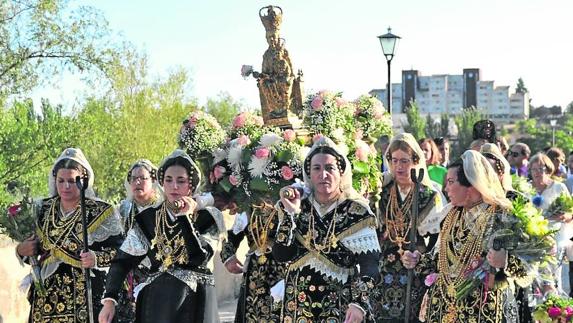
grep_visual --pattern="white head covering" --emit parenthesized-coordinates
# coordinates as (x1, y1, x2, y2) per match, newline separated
(480, 143, 512, 192)
(49, 147, 95, 198)
(123, 159, 163, 201)
(303, 136, 367, 205)
(158, 149, 202, 195)
(383, 133, 433, 188)
(460, 150, 511, 209)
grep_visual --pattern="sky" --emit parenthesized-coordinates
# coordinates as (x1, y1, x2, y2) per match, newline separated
(36, 0, 573, 110)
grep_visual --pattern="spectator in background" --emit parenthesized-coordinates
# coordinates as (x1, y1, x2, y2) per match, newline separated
(546, 147, 567, 179)
(566, 151, 573, 193)
(375, 135, 390, 172)
(507, 142, 531, 178)
(419, 138, 447, 187)
(434, 137, 450, 167)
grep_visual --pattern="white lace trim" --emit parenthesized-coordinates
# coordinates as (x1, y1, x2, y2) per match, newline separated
(340, 227, 380, 254)
(299, 256, 354, 284)
(88, 208, 123, 244)
(120, 223, 149, 256)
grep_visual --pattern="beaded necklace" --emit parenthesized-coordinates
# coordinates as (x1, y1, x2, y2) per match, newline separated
(384, 184, 414, 255)
(249, 203, 276, 264)
(435, 204, 495, 323)
(150, 203, 188, 269)
(304, 199, 340, 254)
(42, 198, 81, 247)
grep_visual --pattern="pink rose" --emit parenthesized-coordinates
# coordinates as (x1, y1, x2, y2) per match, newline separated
(312, 133, 323, 143)
(566, 306, 573, 318)
(424, 273, 438, 287)
(237, 135, 251, 146)
(335, 97, 346, 107)
(255, 147, 270, 159)
(254, 116, 264, 126)
(310, 96, 323, 110)
(548, 306, 562, 318)
(213, 166, 226, 180)
(209, 171, 215, 184)
(232, 113, 247, 128)
(318, 90, 330, 97)
(8, 204, 21, 217)
(353, 129, 364, 140)
(373, 105, 385, 119)
(229, 175, 239, 186)
(283, 129, 296, 142)
(281, 166, 294, 180)
(355, 145, 370, 162)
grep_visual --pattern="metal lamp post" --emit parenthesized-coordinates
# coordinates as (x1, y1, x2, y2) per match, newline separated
(377, 27, 401, 115)
(550, 119, 557, 146)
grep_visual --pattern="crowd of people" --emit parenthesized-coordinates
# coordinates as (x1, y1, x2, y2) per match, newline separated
(13, 118, 573, 323)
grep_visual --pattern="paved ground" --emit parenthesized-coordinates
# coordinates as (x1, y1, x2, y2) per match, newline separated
(218, 299, 237, 322)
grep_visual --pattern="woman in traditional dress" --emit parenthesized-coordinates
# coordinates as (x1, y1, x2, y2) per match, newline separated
(98, 150, 225, 323)
(529, 152, 572, 295)
(371, 133, 444, 323)
(15, 147, 123, 322)
(272, 136, 381, 322)
(115, 159, 163, 322)
(421, 150, 527, 323)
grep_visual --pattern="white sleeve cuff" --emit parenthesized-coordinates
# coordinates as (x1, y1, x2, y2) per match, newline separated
(348, 303, 366, 315)
(100, 297, 117, 306)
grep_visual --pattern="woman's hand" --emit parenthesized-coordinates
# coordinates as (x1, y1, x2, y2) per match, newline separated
(80, 250, 96, 268)
(16, 235, 39, 257)
(400, 250, 421, 269)
(555, 212, 573, 223)
(98, 300, 116, 323)
(487, 248, 507, 269)
(280, 186, 301, 214)
(344, 304, 364, 323)
(177, 196, 197, 215)
(224, 255, 244, 274)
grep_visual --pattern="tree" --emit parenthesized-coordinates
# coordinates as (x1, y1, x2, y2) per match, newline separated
(516, 77, 528, 94)
(439, 114, 450, 138)
(425, 114, 440, 139)
(0, 0, 122, 98)
(452, 107, 483, 157)
(403, 101, 426, 140)
(203, 91, 244, 128)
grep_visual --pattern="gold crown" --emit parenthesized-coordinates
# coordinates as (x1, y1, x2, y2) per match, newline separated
(259, 5, 282, 33)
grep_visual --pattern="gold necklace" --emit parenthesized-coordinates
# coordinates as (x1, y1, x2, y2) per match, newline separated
(304, 200, 339, 254)
(249, 203, 276, 264)
(384, 184, 414, 255)
(150, 203, 188, 269)
(42, 198, 81, 247)
(435, 204, 495, 323)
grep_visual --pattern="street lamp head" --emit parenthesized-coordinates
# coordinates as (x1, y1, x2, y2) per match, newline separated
(550, 119, 557, 127)
(377, 27, 401, 61)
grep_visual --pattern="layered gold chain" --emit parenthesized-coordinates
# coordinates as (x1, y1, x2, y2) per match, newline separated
(150, 203, 188, 269)
(384, 184, 414, 255)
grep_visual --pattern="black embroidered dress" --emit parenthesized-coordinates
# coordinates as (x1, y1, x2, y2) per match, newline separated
(29, 197, 123, 323)
(272, 198, 381, 323)
(103, 203, 222, 323)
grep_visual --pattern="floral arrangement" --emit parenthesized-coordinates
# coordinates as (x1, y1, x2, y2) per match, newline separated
(0, 181, 46, 295)
(533, 294, 573, 322)
(353, 95, 392, 144)
(303, 90, 354, 143)
(302, 91, 392, 195)
(543, 193, 573, 219)
(178, 110, 226, 161)
(228, 111, 269, 143)
(210, 130, 306, 212)
(511, 174, 535, 197)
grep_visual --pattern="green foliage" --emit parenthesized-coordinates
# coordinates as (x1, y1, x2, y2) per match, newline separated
(452, 107, 483, 158)
(0, 0, 123, 98)
(425, 114, 440, 139)
(515, 115, 573, 154)
(203, 92, 243, 128)
(403, 101, 426, 140)
(516, 77, 528, 94)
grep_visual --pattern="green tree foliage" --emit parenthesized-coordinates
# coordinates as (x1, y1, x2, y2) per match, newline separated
(0, 99, 78, 204)
(516, 77, 528, 94)
(203, 91, 244, 128)
(452, 107, 482, 158)
(0, 0, 121, 97)
(403, 101, 426, 140)
(425, 114, 439, 139)
(439, 114, 450, 138)
(516, 116, 573, 155)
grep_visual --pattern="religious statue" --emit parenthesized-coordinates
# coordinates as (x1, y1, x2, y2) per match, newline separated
(241, 5, 304, 128)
